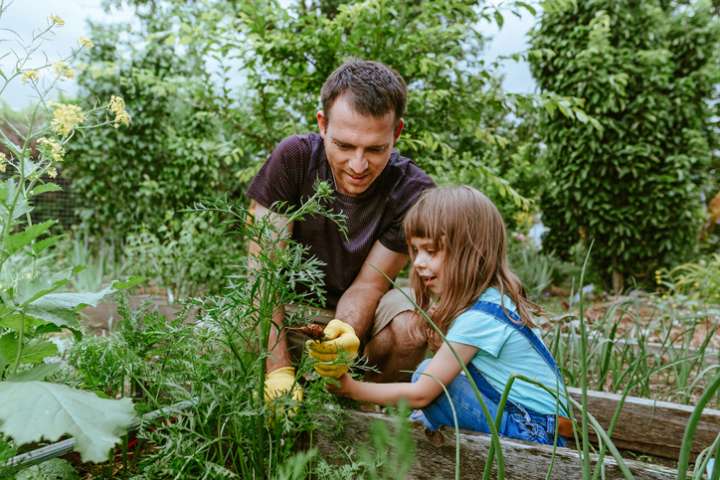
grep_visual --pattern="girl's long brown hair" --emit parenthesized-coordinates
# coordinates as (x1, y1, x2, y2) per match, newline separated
(404, 186, 543, 350)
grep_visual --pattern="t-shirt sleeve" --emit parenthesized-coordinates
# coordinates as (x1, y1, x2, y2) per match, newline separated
(246, 135, 310, 211)
(379, 167, 436, 253)
(446, 310, 513, 358)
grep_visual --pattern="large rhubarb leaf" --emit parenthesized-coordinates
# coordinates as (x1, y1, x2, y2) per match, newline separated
(0, 381, 135, 462)
(29, 286, 114, 310)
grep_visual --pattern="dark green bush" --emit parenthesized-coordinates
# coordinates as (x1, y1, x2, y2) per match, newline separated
(529, 0, 720, 289)
(64, 22, 244, 237)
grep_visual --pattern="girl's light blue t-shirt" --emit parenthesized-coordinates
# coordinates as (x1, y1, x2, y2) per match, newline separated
(446, 288, 567, 416)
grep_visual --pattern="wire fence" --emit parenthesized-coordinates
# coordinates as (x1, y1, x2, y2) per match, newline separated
(0, 168, 80, 229)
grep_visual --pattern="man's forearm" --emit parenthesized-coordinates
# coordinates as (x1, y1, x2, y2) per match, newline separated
(266, 305, 292, 372)
(334, 284, 386, 342)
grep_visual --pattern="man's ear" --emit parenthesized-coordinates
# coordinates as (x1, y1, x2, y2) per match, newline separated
(393, 118, 405, 143)
(317, 110, 327, 138)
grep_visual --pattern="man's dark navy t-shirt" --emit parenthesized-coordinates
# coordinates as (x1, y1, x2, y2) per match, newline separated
(247, 133, 435, 308)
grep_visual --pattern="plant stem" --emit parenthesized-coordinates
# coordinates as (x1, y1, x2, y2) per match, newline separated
(677, 371, 720, 479)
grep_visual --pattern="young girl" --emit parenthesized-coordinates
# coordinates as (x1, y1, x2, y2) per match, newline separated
(330, 185, 571, 445)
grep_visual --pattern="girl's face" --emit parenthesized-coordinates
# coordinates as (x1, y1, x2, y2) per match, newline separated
(410, 237, 446, 297)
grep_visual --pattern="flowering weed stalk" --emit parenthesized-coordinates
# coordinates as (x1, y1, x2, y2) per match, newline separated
(0, 1, 137, 467)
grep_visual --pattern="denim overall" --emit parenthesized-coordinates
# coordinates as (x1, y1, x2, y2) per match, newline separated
(411, 301, 569, 446)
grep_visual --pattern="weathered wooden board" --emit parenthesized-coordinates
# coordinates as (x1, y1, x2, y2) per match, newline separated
(315, 411, 677, 480)
(568, 387, 720, 460)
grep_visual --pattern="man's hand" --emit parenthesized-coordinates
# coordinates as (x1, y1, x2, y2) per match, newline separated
(306, 319, 360, 378)
(264, 366, 303, 411)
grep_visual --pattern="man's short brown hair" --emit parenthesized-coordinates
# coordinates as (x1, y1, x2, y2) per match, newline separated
(321, 59, 406, 124)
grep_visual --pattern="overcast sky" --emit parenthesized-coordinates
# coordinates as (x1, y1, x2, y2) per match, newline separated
(1, 0, 536, 110)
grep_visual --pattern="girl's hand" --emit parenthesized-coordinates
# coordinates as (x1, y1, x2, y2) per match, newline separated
(327, 373, 355, 397)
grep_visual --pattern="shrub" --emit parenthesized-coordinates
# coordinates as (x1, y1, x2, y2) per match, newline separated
(64, 21, 244, 237)
(529, 0, 720, 289)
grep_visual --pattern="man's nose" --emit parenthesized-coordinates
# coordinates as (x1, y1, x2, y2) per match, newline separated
(348, 150, 368, 173)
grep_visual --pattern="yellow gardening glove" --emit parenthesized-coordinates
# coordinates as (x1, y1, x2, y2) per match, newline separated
(264, 366, 303, 411)
(306, 319, 360, 378)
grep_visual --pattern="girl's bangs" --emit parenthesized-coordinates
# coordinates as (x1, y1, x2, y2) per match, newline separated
(404, 198, 444, 246)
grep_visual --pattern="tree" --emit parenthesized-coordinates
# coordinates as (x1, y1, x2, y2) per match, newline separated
(529, 0, 720, 290)
(223, 0, 538, 208)
(64, 7, 244, 236)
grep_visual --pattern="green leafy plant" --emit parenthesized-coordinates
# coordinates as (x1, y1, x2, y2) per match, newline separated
(64, 14, 245, 237)
(529, 0, 720, 290)
(0, 382, 135, 463)
(659, 253, 720, 304)
(0, 2, 138, 467)
(356, 404, 415, 480)
(122, 207, 244, 299)
(85, 182, 346, 478)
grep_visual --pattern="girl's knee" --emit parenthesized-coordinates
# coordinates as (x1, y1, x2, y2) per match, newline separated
(411, 358, 432, 383)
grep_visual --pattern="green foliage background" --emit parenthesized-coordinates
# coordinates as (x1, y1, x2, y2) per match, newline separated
(65, 0, 540, 238)
(529, 0, 720, 287)
(58, 0, 720, 290)
(64, 18, 244, 237)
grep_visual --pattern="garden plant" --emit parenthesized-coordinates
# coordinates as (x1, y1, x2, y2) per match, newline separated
(1, 0, 719, 479)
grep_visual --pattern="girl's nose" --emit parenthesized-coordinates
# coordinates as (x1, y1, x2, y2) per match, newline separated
(413, 251, 428, 268)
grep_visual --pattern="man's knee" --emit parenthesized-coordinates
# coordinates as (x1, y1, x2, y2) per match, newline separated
(389, 310, 427, 350)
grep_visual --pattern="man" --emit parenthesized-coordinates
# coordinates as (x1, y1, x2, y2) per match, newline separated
(247, 59, 435, 405)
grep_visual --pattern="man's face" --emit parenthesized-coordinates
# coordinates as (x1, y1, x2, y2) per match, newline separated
(317, 94, 403, 196)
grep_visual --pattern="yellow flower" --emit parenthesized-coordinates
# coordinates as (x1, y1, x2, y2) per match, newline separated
(0, 152, 6, 173)
(79, 37, 94, 48)
(51, 103, 85, 136)
(47, 167, 58, 179)
(108, 95, 131, 128)
(513, 210, 534, 230)
(21, 70, 40, 83)
(37, 137, 65, 163)
(52, 62, 75, 80)
(49, 15, 64, 26)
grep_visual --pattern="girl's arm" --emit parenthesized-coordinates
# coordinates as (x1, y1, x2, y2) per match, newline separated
(333, 342, 478, 408)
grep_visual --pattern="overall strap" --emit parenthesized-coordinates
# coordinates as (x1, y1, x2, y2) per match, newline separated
(469, 301, 562, 377)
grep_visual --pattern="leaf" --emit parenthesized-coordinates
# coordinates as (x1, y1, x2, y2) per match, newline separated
(0, 313, 37, 332)
(575, 109, 589, 124)
(5, 221, 55, 255)
(515, 1, 537, 16)
(493, 10, 504, 28)
(21, 278, 70, 306)
(30, 285, 114, 310)
(0, 381, 136, 463)
(19, 340, 58, 365)
(112, 275, 145, 290)
(8, 363, 60, 382)
(17, 458, 80, 480)
(0, 178, 33, 220)
(24, 307, 80, 330)
(32, 235, 61, 255)
(21, 159, 38, 178)
(30, 183, 63, 196)
(0, 335, 59, 371)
